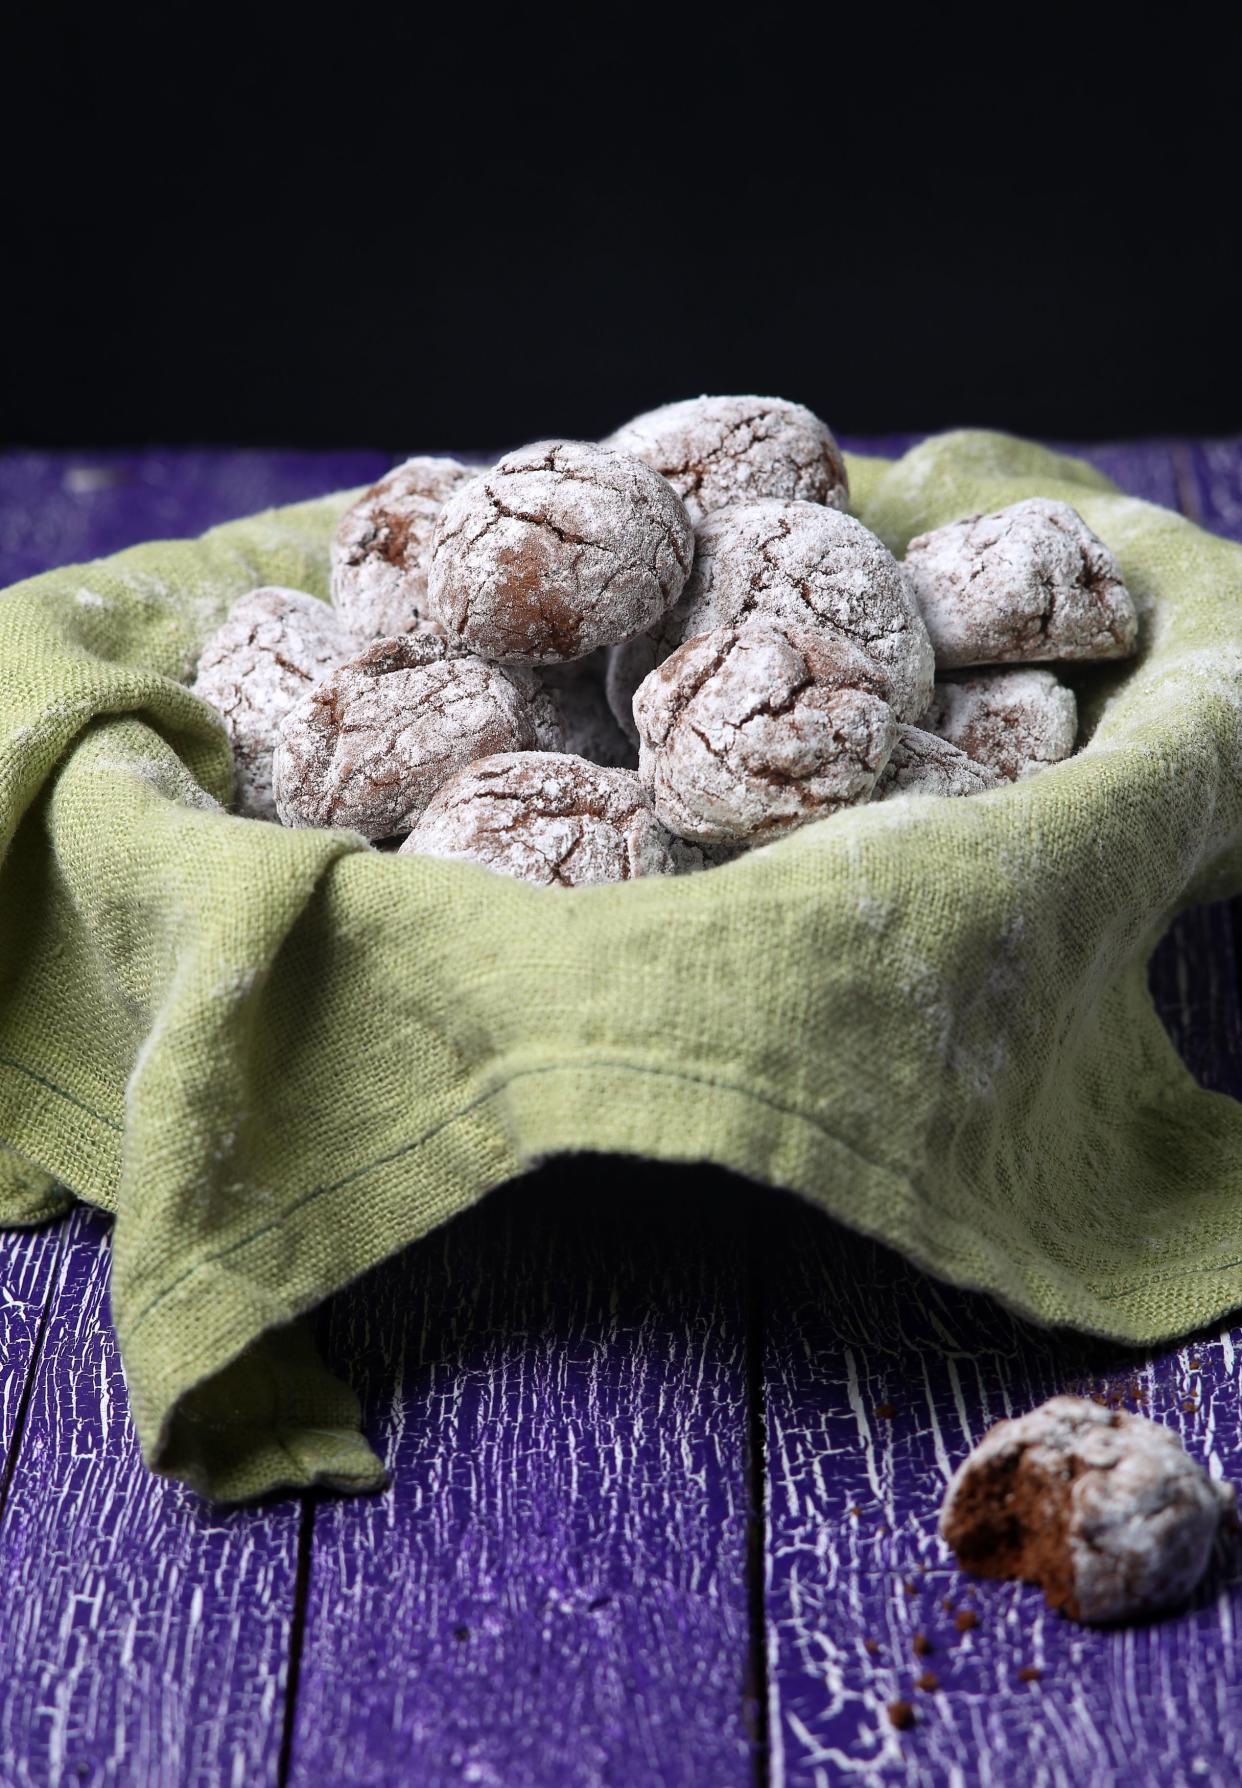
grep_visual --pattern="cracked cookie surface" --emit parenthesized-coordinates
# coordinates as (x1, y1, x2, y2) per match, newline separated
(272, 634, 550, 840)
(634, 622, 897, 845)
(401, 751, 687, 886)
(923, 668, 1078, 781)
(331, 456, 481, 644)
(426, 440, 694, 664)
(609, 500, 934, 740)
(902, 498, 1139, 668)
(872, 724, 1002, 800)
(940, 1395, 1235, 1624)
(606, 395, 848, 524)
(192, 585, 352, 820)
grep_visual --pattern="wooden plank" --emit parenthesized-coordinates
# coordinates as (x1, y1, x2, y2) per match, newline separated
(0, 1207, 302, 1788)
(0, 1224, 64, 1466)
(761, 441, 1242, 1784)
(1175, 436, 1242, 543)
(0, 446, 391, 589)
(288, 1162, 756, 1788)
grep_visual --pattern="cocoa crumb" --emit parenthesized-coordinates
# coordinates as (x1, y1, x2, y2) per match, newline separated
(863, 1638, 880, 1656)
(912, 1632, 933, 1656)
(1183, 1398, 1199, 1413)
(903, 1581, 919, 1597)
(1189, 1358, 1202, 1371)
(874, 1402, 898, 1420)
(954, 1609, 978, 1633)
(914, 1672, 939, 1693)
(848, 1505, 861, 1519)
(940, 1597, 954, 1613)
(1017, 1666, 1042, 1683)
(886, 1700, 916, 1732)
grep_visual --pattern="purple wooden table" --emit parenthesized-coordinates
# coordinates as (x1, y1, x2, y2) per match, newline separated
(1, 436, 1241, 1787)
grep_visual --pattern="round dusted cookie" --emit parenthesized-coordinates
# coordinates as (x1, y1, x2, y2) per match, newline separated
(902, 498, 1139, 668)
(608, 500, 934, 740)
(192, 586, 352, 820)
(426, 440, 694, 664)
(400, 752, 684, 887)
(272, 634, 554, 841)
(922, 668, 1078, 782)
(940, 1396, 1235, 1625)
(330, 457, 482, 644)
(872, 725, 1003, 801)
(605, 395, 848, 524)
(634, 622, 897, 846)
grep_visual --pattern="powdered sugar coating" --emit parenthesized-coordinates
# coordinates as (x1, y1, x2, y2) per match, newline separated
(400, 752, 684, 887)
(330, 457, 481, 644)
(609, 501, 935, 740)
(605, 395, 848, 524)
(923, 668, 1078, 781)
(192, 586, 352, 820)
(872, 725, 1002, 801)
(426, 440, 694, 664)
(537, 652, 637, 770)
(272, 634, 546, 840)
(940, 1395, 1235, 1624)
(903, 498, 1139, 668)
(635, 623, 897, 845)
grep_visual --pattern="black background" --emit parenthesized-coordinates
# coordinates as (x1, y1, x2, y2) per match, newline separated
(5, 14, 1240, 452)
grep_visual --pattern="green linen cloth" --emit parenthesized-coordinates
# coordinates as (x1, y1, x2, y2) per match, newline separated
(3, 431, 1242, 1503)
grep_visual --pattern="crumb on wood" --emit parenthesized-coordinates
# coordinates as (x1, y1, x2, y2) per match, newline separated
(912, 1632, 933, 1656)
(904, 1580, 919, 1596)
(940, 1596, 954, 1612)
(1183, 1398, 1199, 1413)
(1017, 1665, 1042, 1683)
(954, 1608, 978, 1633)
(914, 1671, 939, 1692)
(864, 1637, 880, 1656)
(887, 1699, 916, 1732)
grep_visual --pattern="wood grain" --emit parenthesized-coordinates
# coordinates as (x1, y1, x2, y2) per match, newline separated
(0, 1206, 301, 1788)
(0, 1223, 63, 1468)
(288, 1163, 757, 1788)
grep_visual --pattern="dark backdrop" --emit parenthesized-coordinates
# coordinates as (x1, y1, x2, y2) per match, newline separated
(5, 15, 1240, 451)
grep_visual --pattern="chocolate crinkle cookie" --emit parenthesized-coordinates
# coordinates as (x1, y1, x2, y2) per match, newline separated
(426, 440, 694, 664)
(192, 585, 353, 820)
(609, 501, 934, 741)
(940, 1396, 1235, 1625)
(922, 668, 1078, 782)
(903, 498, 1139, 669)
(330, 456, 482, 644)
(605, 395, 848, 524)
(400, 751, 690, 887)
(272, 633, 558, 841)
(634, 623, 897, 846)
(872, 725, 1003, 801)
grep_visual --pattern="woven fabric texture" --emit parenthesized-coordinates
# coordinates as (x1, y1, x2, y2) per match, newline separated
(2, 432, 1241, 1501)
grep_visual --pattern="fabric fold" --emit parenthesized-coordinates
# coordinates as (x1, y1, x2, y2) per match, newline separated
(2, 437, 1241, 1502)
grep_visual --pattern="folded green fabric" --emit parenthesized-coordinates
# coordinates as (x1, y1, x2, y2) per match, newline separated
(3, 432, 1241, 1502)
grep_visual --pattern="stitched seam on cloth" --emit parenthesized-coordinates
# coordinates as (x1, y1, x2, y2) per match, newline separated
(0, 1054, 122, 1131)
(118, 1053, 1234, 1343)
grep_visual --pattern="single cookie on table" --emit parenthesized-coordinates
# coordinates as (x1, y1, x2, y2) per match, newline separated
(272, 634, 559, 841)
(536, 652, 638, 771)
(940, 1396, 1235, 1625)
(922, 668, 1078, 782)
(605, 394, 848, 524)
(872, 725, 1002, 801)
(634, 622, 897, 846)
(330, 456, 482, 644)
(426, 440, 694, 664)
(400, 752, 691, 887)
(608, 500, 934, 742)
(192, 585, 353, 820)
(902, 498, 1139, 668)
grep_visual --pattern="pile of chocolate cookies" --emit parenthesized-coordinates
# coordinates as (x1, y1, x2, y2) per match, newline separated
(193, 398, 1139, 887)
